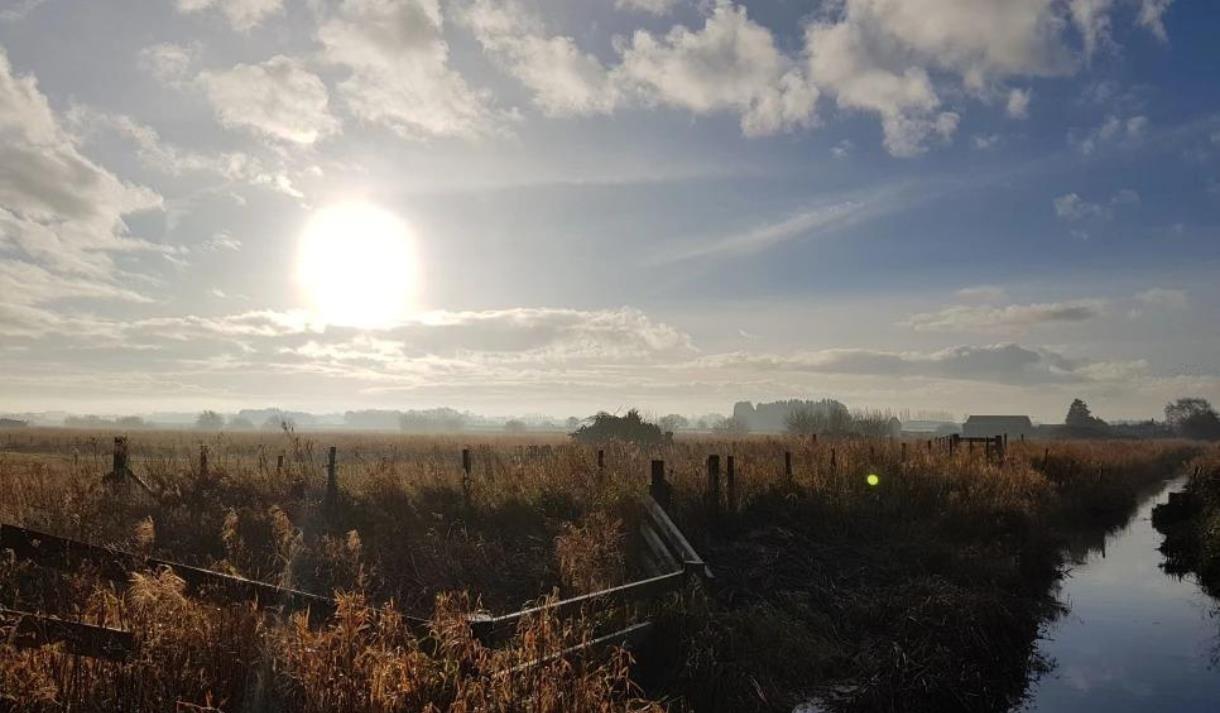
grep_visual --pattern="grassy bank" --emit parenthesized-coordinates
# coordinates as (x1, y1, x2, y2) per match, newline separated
(1154, 447, 1220, 596)
(0, 430, 1200, 711)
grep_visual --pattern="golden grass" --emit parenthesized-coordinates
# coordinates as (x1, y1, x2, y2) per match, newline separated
(0, 428, 1205, 711)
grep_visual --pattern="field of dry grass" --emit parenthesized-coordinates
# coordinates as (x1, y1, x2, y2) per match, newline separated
(0, 428, 1206, 712)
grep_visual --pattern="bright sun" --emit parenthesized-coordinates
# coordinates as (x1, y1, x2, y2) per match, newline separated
(297, 202, 421, 329)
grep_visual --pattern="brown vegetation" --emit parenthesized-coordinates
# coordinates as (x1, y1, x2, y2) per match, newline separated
(0, 428, 1203, 711)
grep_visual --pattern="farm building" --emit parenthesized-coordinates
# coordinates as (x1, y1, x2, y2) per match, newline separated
(962, 415, 1034, 439)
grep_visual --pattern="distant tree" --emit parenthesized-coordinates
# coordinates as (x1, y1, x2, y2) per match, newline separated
(571, 410, 666, 445)
(785, 407, 820, 436)
(713, 416, 749, 436)
(115, 416, 146, 429)
(1165, 398, 1220, 441)
(227, 416, 255, 430)
(399, 408, 467, 433)
(566, 416, 581, 430)
(64, 415, 113, 428)
(658, 414, 689, 434)
(1065, 398, 1109, 436)
(504, 419, 528, 433)
(195, 410, 224, 431)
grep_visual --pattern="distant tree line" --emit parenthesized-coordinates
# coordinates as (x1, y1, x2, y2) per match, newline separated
(1057, 397, 1220, 441)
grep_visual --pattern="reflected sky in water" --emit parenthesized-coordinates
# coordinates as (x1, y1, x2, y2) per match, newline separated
(1022, 478, 1220, 712)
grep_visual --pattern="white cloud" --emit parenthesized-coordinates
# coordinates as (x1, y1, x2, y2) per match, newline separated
(0, 0, 47, 22)
(901, 299, 1106, 333)
(1137, 0, 1174, 42)
(801, 0, 1173, 156)
(1071, 113, 1148, 154)
(1054, 192, 1106, 220)
(317, 0, 502, 140)
(0, 49, 165, 306)
(955, 285, 1007, 302)
(1007, 87, 1031, 118)
(972, 133, 1000, 150)
(202, 232, 242, 251)
(1069, 0, 1116, 58)
(831, 139, 854, 158)
(616, 0, 682, 15)
(802, 0, 1089, 155)
(1135, 287, 1187, 310)
(618, 1, 818, 137)
(138, 43, 198, 84)
(199, 55, 340, 144)
(465, 0, 620, 117)
(177, 0, 283, 31)
(695, 343, 1134, 386)
(1053, 188, 1139, 220)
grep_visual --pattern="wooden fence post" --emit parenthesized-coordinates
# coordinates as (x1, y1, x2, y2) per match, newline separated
(830, 448, 836, 471)
(707, 455, 721, 517)
(726, 455, 736, 512)
(597, 449, 604, 471)
(199, 445, 209, 479)
(650, 460, 670, 509)
(461, 448, 472, 508)
(112, 437, 128, 482)
(901, 442, 907, 462)
(784, 451, 793, 481)
(276, 453, 284, 474)
(325, 446, 338, 509)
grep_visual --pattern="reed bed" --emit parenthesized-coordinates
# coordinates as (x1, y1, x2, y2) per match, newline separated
(0, 429, 1202, 711)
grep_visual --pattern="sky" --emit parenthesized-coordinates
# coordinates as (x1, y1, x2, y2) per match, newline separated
(1, 0, 1218, 423)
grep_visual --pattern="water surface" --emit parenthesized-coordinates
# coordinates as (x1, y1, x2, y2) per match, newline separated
(1021, 477, 1220, 711)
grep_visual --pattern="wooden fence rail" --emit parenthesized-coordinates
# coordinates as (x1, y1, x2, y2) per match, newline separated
(0, 607, 133, 661)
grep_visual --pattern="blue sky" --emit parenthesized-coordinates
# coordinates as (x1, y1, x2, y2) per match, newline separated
(1, 0, 1217, 421)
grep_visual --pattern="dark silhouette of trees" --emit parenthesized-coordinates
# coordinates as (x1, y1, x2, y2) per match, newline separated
(571, 410, 666, 445)
(658, 414, 689, 433)
(1065, 398, 1109, 437)
(195, 410, 224, 431)
(1165, 398, 1220, 441)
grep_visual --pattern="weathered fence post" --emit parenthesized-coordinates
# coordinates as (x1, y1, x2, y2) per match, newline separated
(726, 455, 737, 512)
(199, 445, 209, 479)
(325, 446, 338, 509)
(461, 448, 472, 508)
(830, 448, 837, 471)
(901, 442, 907, 462)
(276, 453, 284, 474)
(650, 459, 670, 509)
(1043, 447, 1050, 470)
(707, 455, 721, 517)
(597, 449, 604, 471)
(784, 451, 793, 481)
(113, 437, 128, 480)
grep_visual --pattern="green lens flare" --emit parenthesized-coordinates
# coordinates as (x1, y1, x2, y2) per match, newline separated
(866, 474, 880, 487)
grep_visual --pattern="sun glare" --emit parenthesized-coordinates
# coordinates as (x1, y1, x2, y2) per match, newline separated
(297, 202, 421, 329)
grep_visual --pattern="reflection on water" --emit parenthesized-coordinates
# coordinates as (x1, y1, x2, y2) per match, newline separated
(1020, 477, 1220, 712)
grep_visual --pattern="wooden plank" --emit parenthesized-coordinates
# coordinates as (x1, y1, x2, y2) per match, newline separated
(639, 523, 680, 574)
(0, 524, 423, 626)
(641, 496, 713, 580)
(470, 571, 684, 647)
(496, 621, 653, 677)
(0, 607, 133, 661)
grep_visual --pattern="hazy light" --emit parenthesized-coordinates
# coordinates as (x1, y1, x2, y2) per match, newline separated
(297, 202, 420, 329)
(866, 473, 880, 487)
